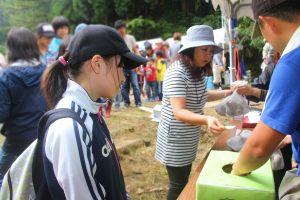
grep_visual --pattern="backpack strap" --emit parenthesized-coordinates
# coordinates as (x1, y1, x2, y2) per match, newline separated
(7, 169, 13, 200)
(32, 108, 88, 200)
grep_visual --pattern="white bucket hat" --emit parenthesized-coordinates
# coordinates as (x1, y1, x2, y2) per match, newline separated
(178, 25, 223, 54)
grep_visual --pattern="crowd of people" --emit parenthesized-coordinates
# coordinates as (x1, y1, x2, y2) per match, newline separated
(0, 0, 298, 199)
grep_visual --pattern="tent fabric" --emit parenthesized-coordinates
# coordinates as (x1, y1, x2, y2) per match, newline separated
(211, 0, 253, 20)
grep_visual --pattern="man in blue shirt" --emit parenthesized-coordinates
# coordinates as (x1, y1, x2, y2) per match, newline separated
(231, 0, 300, 195)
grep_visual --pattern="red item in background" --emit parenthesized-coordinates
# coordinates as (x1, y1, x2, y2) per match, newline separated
(242, 116, 257, 128)
(145, 65, 156, 82)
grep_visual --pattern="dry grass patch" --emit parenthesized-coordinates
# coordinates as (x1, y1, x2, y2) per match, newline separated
(105, 103, 234, 200)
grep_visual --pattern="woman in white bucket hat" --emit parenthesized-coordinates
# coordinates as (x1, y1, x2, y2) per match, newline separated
(155, 25, 232, 200)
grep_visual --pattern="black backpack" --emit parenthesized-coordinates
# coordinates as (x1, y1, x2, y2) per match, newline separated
(0, 108, 88, 200)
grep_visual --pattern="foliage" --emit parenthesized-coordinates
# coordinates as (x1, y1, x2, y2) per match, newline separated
(192, 10, 222, 29)
(0, 0, 264, 77)
(0, 44, 5, 54)
(0, 0, 51, 48)
(1, 0, 50, 31)
(126, 16, 157, 40)
(237, 17, 264, 78)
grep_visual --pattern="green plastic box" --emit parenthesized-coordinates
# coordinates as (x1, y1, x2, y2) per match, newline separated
(196, 150, 274, 200)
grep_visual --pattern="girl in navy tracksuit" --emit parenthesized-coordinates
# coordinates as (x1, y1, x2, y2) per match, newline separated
(41, 25, 146, 199)
(0, 28, 47, 187)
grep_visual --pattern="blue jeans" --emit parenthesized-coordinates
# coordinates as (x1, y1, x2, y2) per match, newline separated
(114, 91, 122, 109)
(121, 69, 141, 106)
(0, 138, 32, 188)
(157, 81, 163, 101)
(146, 80, 157, 101)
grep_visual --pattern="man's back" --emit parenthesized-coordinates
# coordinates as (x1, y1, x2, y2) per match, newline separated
(124, 34, 136, 52)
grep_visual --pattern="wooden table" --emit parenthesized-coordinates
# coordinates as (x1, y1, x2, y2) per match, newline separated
(177, 120, 245, 200)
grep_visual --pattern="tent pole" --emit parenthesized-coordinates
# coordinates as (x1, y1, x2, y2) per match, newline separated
(228, 18, 237, 84)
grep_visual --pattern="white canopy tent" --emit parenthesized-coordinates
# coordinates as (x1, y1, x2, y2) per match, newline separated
(207, 0, 254, 83)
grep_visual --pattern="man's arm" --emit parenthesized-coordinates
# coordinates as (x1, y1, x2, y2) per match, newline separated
(231, 121, 286, 175)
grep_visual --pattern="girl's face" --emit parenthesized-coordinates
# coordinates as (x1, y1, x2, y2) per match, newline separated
(93, 55, 125, 99)
(193, 46, 214, 67)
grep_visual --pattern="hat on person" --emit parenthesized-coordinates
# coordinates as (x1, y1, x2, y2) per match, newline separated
(251, 0, 287, 38)
(178, 25, 223, 54)
(114, 20, 126, 29)
(252, 0, 287, 20)
(144, 41, 152, 50)
(36, 23, 55, 37)
(75, 23, 87, 33)
(67, 24, 147, 69)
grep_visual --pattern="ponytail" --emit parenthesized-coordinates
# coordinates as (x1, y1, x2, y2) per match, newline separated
(41, 52, 70, 109)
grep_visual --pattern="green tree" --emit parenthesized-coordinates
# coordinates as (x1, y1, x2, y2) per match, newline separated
(237, 17, 264, 78)
(2, 0, 51, 31)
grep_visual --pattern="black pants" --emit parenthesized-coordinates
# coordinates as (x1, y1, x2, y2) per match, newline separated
(166, 164, 192, 200)
(273, 144, 293, 199)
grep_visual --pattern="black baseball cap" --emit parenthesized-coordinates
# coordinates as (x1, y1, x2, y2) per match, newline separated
(252, 0, 287, 20)
(37, 23, 55, 37)
(114, 20, 126, 29)
(67, 24, 147, 69)
(251, 0, 287, 38)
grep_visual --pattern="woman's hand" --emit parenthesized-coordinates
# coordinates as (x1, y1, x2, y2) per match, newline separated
(206, 116, 225, 135)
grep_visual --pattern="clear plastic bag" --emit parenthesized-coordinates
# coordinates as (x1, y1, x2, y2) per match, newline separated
(215, 91, 250, 117)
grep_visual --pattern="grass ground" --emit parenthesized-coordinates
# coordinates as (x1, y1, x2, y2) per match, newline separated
(0, 100, 262, 199)
(106, 101, 233, 200)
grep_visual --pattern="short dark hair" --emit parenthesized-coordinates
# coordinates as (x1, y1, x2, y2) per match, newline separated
(6, 27, 40, 63)
(260, 1, 300, 22)
(51, 16, 70, 33)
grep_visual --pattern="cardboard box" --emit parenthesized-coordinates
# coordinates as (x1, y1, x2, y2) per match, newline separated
(197, 151, 274, 200)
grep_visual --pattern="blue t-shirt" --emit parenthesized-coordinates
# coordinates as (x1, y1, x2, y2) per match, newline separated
(40, 50, 56, 66)
(48, 37, 61, 60)
(261, 47, 300, 174)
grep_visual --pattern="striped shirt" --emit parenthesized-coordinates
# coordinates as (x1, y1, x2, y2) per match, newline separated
(155, 60, 207, 167)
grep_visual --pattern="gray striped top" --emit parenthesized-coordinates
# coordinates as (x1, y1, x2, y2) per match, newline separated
(155, 60, 207, 167)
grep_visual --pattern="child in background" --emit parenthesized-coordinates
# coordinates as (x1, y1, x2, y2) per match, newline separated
(155, 50, 167, 101)
(136, 65, 145, 97)
(145, 58, 157, 101)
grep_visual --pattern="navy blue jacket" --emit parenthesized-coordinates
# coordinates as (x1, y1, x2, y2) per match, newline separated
(0, 62, 47, 145)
